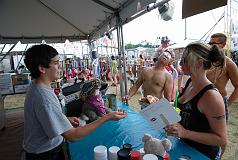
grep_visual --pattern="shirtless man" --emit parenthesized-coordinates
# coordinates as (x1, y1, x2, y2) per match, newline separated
(125, 50, 173, 106)
(207, 33, 238, 111)
(154, 37, 177, 101)
(207, 33, 238, 158)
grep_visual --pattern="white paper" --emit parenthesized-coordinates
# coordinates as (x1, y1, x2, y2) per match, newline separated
(139, 98, 181, 130)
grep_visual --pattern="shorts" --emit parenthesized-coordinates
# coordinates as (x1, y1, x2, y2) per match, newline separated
(214, 147, 222, 160)
(223, 96, 229, 123)
(22, 141, 65, 160)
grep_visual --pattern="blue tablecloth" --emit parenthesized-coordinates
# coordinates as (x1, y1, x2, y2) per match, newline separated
(68, 102, 209, 160)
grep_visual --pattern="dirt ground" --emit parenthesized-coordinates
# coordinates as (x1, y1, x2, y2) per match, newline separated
(3, 80, 238, 159)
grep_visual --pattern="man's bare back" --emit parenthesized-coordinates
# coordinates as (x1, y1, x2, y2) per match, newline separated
(142, 67, 172, 99)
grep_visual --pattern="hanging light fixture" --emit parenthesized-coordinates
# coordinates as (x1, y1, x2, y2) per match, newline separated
(158, 1, 175, 21)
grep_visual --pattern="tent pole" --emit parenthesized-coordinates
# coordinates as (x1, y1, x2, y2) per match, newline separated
(80, 41, 84, 58)
(16, 44, 29, 71)
(0, 43, 17, 63)
(119, 25, 128, 96)
(10, 54, 14, 72)
(116, 15, 125, 99)
(0, 44, 6, 56)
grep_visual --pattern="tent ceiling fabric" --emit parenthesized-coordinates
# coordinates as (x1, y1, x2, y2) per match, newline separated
(182, 0, 227, 19)
(0, 0, 156, 44)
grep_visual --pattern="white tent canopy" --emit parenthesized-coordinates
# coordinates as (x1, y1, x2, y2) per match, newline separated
(0, 0, 157, 44)
(0, 0, 227, 44)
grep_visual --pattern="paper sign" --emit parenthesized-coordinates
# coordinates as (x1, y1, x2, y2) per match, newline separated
(140, 98, 181, 130)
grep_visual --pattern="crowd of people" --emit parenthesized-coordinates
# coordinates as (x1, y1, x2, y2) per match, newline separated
(125, 33, 238, 159)
(21, 33, 238, 160)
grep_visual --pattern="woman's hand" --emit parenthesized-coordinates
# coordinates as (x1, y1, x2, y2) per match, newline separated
(165, 123, 187, 138)
(68, 117, 80, 127)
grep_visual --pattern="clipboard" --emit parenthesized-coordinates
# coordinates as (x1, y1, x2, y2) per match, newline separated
(139, 98, 181, 130)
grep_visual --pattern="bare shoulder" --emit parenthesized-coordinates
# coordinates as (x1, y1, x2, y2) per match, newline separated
(225, 56, 238, 75)
(199, 89, 224, 114)
(164, 69, 172, 76)
(226, 57, 237, 69)
(165, 70, 173, 80)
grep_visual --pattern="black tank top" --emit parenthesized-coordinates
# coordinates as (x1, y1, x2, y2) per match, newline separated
(178, 78, 219, 159)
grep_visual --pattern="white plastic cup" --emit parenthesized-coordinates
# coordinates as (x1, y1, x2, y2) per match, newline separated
(109, 146, 120, 160)
(143, 154, 158, 160)
(94, 145, 107, 160)
(94, 155, 107, 160)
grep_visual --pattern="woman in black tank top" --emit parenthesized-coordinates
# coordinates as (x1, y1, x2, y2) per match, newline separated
(165, 42, 227, 160)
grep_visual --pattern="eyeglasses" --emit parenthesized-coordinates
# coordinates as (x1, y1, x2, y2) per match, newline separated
(153, 57, 158, 63)
(208, 42, 222, 45)
(179, 49, 189, 66)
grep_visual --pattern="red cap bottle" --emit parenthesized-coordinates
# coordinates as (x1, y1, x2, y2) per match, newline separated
(163, 152, 170, 160)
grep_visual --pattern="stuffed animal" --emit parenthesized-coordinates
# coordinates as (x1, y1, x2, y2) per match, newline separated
(78, 114, 89, 126)
(80, 78, 111, 122)
(142, 134, 172, 157)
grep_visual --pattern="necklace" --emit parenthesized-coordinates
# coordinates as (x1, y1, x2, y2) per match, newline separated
(207, 66, 223, 84)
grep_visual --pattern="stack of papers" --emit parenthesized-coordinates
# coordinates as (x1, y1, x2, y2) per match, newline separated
(140, 98, 181, 130)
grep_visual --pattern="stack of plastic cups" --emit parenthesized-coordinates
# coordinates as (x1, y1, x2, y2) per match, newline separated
(130, 150, 141, 160)
(94, 145, 108, 160)
(143, 154, 158, 160)
(109, 146, 120, 160)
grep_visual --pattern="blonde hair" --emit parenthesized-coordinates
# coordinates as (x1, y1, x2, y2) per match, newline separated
(182, 41, 225, 75)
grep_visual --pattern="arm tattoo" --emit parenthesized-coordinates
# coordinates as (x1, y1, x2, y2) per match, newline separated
(212, 114, 225, 120)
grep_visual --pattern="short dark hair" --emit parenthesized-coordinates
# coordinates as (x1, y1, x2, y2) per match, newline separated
(139, 54, 143, 59)
(211, 33, 227, 44)
(24, 44, 58, 79)
(111, 55, 115, 60)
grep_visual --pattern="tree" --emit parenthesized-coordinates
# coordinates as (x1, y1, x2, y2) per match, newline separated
(125, 41, 155, 49)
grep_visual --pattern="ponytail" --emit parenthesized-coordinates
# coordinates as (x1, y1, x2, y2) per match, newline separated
(208, 45, 225, 68)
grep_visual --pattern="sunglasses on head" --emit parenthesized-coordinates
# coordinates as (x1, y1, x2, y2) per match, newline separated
(179, 49, 189, 66)
(208, 42, 222, 45)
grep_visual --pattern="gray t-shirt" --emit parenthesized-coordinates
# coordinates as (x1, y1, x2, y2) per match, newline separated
(23, 82, 73, 154)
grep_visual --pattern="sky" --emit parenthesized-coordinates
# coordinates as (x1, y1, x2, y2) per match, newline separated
(122, 0, 226, 45)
